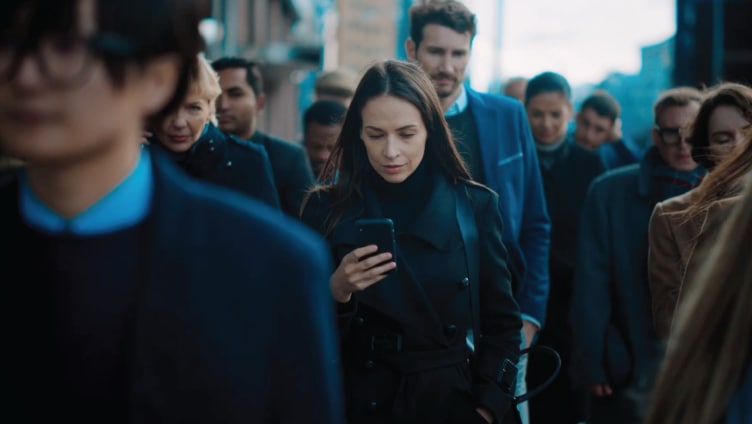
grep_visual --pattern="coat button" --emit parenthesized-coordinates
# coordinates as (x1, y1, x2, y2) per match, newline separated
(355, 316, 365, 326)
(364, 360, 375, 369)
(209, 146, 215, 152)
(209, 139, 214, 144)
(226, 160, 232, 167)
(368, 401, 378, 412)
(458, 277, 470, 290)
(444, 324, 457, 337)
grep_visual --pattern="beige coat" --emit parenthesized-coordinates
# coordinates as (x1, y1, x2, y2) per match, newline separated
(648, 189, 739, 339)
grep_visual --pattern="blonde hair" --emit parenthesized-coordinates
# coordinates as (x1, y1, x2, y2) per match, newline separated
(645, 171, 752, 424)
(190, 53, 221, 125)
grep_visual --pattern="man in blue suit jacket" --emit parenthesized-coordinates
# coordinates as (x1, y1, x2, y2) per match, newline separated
(406, 2, 551, 422)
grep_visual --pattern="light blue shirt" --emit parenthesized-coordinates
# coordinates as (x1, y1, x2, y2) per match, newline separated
(444, 85, 468, 117)
(19, 149, 153, 235)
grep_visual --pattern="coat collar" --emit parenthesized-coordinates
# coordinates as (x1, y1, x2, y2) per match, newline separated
(360, 172, 459, 251)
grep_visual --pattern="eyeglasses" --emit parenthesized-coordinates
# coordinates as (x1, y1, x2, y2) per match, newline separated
(655, 126, 687, 146)
(0, 32, 135, 86)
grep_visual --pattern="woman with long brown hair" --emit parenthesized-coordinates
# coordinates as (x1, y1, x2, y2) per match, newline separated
(301, 60, 522, 423)
(648, 82, 752, 338)
(645, 158, 752, 423)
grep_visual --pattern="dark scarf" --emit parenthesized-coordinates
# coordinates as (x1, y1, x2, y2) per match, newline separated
(366, 159, 433, 232)
(647, 147, 706, 203)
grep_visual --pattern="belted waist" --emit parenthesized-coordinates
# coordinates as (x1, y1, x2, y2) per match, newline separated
(375, 343, 470, 375)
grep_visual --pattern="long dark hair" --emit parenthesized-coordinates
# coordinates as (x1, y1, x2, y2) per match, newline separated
(301, 59, 470, 233)
(687, 82, 752, 170)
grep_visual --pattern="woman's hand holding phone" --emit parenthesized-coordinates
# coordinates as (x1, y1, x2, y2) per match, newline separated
(330, 245, 397, 303)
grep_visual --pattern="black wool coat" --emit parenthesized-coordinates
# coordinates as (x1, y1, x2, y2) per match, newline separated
(302, 174, 522, 424)
(152, 123, 280, 208)
(250, 131, 315, 216)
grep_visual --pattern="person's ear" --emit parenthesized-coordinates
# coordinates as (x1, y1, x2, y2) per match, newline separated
(405, 38, 417, 60)
(256, 93, 266, 114)
(138, 54, 180, 117)
(652, 127, 660, 147)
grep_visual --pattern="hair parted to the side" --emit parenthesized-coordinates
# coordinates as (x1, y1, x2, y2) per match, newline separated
(645, 168, 752, 424)
(653, 86, 703, 126)
(685, 82, 752, 171)
(408, 0, 476, 49)
(300, 59, 470, 232)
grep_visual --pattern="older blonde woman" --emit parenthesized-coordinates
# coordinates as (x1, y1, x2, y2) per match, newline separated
(151, 54, 279, 208)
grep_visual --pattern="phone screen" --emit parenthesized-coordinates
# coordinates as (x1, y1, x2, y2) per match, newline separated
(355, 218, 396, 272)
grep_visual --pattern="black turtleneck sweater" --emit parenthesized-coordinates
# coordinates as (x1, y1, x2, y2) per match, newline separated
(367, 159, 433, 233)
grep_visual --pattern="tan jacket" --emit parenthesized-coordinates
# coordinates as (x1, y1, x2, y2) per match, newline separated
(648, 189, 739, 339)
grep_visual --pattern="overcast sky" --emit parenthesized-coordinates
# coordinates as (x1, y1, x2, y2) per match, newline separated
(468, 0, 676, 88)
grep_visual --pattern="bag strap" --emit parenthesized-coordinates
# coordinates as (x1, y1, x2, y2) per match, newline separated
(455, 184, 481, 351)
(455, 184, 562, 404)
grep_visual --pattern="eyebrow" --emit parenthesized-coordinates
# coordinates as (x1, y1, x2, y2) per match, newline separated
(364, 125, 418, 131)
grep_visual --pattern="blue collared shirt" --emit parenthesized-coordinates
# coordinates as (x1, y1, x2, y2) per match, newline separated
(444, 85, 468, 118)
(19, 149, 153, 235)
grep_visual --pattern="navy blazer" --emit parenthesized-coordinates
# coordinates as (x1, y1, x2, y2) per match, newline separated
(250, 131, 315, 216)
(1, 150, 345, 423)
(466, 88, 551, 326)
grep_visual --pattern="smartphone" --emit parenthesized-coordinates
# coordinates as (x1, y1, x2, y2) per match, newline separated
(355, 218, 397, 272)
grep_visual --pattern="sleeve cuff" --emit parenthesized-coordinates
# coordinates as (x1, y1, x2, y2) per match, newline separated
(520, 314, 541, 330)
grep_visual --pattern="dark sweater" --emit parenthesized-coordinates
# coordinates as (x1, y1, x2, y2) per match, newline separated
(446, 106, 485, 183)
(3, 206, 148, 422)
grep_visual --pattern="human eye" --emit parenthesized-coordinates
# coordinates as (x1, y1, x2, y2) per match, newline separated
(713, 133, 732, 144)
(400, 133, 416, 139)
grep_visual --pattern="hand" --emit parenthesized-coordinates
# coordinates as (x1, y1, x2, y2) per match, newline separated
(475, 407, 494, 423)
(140, 130, 153, 145)
(608, 118, 623, 142)
(590, 383, 613, 397)
(522, 320, 538, 349)
(330, 245, 396, 303)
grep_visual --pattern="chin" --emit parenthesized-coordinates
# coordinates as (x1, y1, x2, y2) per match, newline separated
(379, 172, 408, 184)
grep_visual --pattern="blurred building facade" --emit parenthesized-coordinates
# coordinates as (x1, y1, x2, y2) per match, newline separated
(597, 37, 675, 150)
(675, 0, 752, 88)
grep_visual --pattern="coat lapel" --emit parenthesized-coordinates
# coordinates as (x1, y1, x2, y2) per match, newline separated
(332, 178, 456, 345)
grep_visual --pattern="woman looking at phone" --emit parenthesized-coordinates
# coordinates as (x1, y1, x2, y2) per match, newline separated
(301, 60, 522, 424)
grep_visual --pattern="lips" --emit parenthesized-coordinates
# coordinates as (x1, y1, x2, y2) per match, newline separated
(217, 115, 233, 124)
(168, 134, 191, 143)
(5, 108, 58, 125)
(382, 164, 405, 174)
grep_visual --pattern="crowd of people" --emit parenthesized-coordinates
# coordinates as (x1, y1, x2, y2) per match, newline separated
(1, 0, 751, 423)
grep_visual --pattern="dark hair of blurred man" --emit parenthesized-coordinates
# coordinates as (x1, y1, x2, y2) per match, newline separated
(302, 99, 346, 179)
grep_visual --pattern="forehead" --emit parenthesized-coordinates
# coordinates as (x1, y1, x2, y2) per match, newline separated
(306, 121, 341, 136)
(581, 108, 613, 127)
(217, 67, 250, 89)
(658, 103, 699, 127)
(709, 105, 750, 130)
(420, 24, 471, 50)
(361, 95, 423, 126)
(526, 92, 569, 110)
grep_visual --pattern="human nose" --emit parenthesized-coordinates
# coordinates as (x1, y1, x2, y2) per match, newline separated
(216, 94, 227, 111)
(382, 136, 400, 159)
(12, 54, 45, 89)
(171, 110, 188, 128)
(438, 54, 453, 73)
